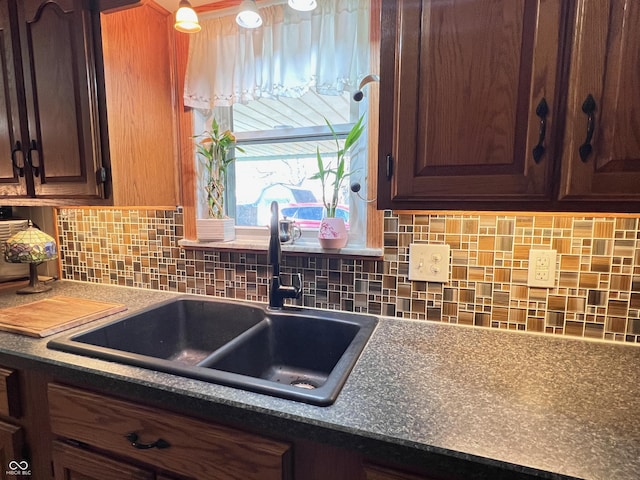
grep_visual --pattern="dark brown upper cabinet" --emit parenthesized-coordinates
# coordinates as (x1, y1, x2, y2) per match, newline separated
(0, 0, 31, 198)
(558, 0, 640, 204)
(377, 0, 564, 210)
(0, 0, 179, 207)
(378, 0, 640, 212)
(0, 0, 105, 203)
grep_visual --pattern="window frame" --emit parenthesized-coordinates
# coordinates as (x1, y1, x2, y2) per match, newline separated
(177, 0, 382, 255)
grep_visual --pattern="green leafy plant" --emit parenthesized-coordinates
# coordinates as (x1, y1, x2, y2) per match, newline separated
(311, 115, 365, 218)
(195, 118, 244, 219)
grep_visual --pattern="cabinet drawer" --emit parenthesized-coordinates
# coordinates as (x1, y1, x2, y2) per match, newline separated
(0, 367, 20, 418)
(52, 441, 154, 480)
(48, 383, 291, 480)
(0, 419, 24, 466)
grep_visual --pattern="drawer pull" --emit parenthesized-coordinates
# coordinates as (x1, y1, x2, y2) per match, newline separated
(125, 432, 170, 450)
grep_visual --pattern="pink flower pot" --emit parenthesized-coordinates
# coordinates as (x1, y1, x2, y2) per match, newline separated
(318, 217, 348, 249)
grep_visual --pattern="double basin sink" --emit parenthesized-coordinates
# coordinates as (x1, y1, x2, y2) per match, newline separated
(47, 297, 378, 406)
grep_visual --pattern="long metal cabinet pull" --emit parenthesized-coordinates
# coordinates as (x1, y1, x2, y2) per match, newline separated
(385, 154, 393, 180)
(532, 98, 548, 163)
(579, 94, 596, 162)
(10, 141, 24, 177)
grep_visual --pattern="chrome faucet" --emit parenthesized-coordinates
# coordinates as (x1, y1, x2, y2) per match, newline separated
(268, 201, 302, 309)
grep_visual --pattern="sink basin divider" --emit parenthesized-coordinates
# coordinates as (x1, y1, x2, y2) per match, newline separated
(196, 318, 271, 368)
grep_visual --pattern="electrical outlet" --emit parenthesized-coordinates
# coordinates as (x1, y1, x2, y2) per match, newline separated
(527, 249, 557, 287)
(408, 244, 450, 282)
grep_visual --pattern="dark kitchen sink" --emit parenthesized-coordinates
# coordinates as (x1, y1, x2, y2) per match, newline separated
(47, 296, 377, 406)
(48, 298, 266, 367)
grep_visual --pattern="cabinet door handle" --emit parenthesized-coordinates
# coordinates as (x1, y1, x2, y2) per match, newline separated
(10, 141, 24, 177)
(385, 154, 393, 180)
(532, 98, 549, 163)
(27, 140, 41, 177)
(125, 432, 171, 450)
(579, 94, 596, 162)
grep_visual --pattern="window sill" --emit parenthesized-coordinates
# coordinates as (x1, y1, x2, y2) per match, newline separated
(179, 227, 383, 258)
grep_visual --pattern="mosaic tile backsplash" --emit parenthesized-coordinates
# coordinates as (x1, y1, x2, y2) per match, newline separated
(56, 208, 640, 345)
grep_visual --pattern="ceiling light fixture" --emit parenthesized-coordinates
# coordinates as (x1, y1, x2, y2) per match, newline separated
(175, 0, 201, 34)
(288, 0, 317, 11)
(236, 0, 263, 29)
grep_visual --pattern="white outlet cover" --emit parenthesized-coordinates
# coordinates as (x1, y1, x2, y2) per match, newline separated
(408, 244, 450, 282)
(527, 249, 557, 288)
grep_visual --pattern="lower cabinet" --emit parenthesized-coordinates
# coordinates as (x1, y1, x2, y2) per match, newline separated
(47, 383, 292, 480)
(0, 366, 29, 476)
(52, 441, 153, 480)
(291, 439, 444, 480)
(0, 420, 24, 474)
(364, 463, 437, 480)
(0, 367, 21, 418)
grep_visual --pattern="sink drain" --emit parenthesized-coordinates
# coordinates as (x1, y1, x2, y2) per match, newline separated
(290, 380, 317, 390)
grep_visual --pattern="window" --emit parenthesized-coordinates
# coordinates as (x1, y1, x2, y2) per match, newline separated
(185, 0, 377, 251)
(194, 89, 368, 231)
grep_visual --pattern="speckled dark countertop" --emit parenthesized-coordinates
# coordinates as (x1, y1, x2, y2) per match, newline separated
(0, 280, 638, 480)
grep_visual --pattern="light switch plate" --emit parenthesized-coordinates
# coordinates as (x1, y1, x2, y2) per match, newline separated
(408, 244, 450, 282)
(527, 249, 557, 287)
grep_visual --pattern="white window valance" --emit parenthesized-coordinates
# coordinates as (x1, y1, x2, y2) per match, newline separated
(183, 0, 370, 109)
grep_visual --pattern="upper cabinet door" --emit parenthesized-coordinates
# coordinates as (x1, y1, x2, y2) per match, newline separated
(559, 0, 640, 201)
(17, 0, 104, 200)
(378, 0, 564, 210)
(0, 0, 28, 196)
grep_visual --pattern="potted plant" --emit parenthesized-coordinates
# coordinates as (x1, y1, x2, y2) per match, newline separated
(311, 115, 365, 249)
(194, 118, 244, 242)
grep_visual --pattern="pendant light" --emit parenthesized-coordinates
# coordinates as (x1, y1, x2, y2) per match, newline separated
(236, 0, 263, 28)
(288, 0, 317, 11)
(175, 0, 201, 33)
